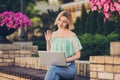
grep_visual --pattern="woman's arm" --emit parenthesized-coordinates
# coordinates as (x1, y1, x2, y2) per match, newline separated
(46, 41, 50, 51)
(66, 50, 81, 62)
(66, 33, 82, 62)
(44, 30, 52, 51)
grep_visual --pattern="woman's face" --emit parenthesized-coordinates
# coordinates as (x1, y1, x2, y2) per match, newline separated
(57, 16, 69, 29)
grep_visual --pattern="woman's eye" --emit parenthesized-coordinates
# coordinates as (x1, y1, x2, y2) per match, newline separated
(63, 21, 67, 23)
(58, 18, 67, 24)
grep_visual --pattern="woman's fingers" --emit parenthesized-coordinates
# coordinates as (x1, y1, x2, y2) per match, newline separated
(44, 30, 52, 41)
(44, 30, 51, 36)
(47, 30, 51, 35)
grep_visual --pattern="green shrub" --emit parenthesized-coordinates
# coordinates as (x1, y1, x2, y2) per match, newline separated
(78, 33, 119, 60)
(33, 40, 46, 50)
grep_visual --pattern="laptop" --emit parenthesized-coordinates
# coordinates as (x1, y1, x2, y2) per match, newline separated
(38, 51, 67, 67)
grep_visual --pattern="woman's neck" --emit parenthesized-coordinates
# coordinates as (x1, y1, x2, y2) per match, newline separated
(57, 28, 68, 32)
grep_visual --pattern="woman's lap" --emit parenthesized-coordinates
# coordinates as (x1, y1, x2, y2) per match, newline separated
(45, 62, 76, 80)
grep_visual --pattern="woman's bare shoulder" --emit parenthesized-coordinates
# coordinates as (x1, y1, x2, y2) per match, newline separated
(68, 31, 76, 37)
(51, 31, 57, 37)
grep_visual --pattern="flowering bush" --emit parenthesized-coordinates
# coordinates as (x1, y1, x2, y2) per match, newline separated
(89, 0, 120, 22)
(0, 11, 32, 29)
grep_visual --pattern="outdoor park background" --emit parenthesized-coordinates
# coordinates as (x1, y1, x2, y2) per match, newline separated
(0, 0, 120, 60)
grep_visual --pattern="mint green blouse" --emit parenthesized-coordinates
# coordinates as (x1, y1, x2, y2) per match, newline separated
(50, 35, 83, 58)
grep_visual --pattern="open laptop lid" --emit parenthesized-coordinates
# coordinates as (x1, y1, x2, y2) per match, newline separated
(38, 51, 67, 67)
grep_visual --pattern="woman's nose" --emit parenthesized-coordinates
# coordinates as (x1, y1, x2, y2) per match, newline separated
(59, 21, 63, 25)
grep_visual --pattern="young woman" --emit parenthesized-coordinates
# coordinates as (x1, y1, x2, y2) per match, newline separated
(44, 11, 83, 80)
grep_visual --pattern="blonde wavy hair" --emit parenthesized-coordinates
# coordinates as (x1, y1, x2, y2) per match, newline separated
(55, 11, 74, 30)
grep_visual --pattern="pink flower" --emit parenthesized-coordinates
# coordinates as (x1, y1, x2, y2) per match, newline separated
(104, 12, 110, 19)
(104, 3, 109, 12)
(110, 3, 115, 12)
(89, 0, 120, 22)
(96, 1, 102, 10)
(91, 5, 97, 11)
(101, 0, 107, 4)
(114, 2, 120, 14)
(0, 11, 32, 29)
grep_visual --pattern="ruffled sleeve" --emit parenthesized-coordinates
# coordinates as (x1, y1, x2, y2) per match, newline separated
(72, 36, 83, 53)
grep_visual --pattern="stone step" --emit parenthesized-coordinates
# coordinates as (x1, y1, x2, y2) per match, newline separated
(0, 66, 89, 80)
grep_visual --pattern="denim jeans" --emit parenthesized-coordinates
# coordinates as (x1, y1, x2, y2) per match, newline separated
(45, 62, 76, 80)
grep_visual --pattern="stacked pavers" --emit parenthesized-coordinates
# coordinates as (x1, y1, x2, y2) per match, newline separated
(0, 42, 38, 66)
(0, 44, 20, 66)
(90, 56, 120, 80)
(110, 42, 120, 56)
(90, 42, 120, 80)
(13, 42, 38, 55)
(75, 60, 90, 78)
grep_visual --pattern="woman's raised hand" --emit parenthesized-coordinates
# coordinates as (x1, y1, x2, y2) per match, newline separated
(44, 30, 52, 41)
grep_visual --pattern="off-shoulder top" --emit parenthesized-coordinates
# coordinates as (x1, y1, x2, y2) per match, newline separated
(50, 35, 83, 58)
